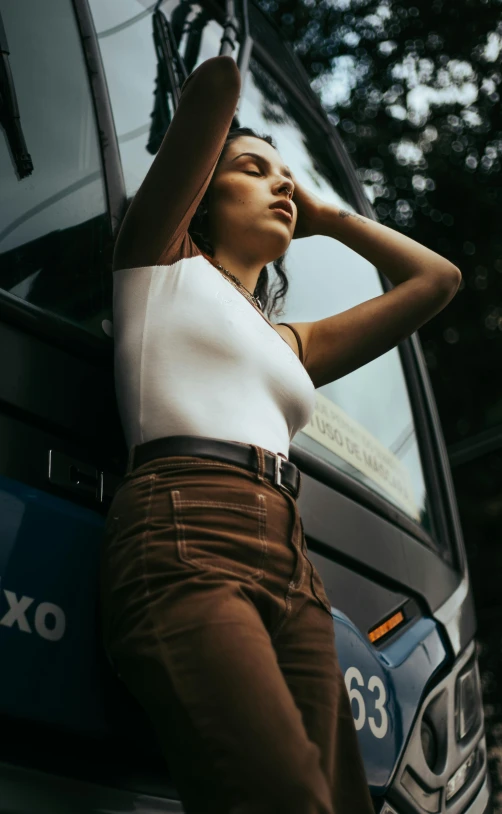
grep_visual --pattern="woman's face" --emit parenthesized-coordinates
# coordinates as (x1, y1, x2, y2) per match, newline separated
(205, 135, 297, 263)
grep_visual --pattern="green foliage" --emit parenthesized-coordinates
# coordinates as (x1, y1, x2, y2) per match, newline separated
(256, 0, 502, 446)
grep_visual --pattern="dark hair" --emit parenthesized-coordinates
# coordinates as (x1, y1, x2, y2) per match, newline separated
(188, 127, 289, 318)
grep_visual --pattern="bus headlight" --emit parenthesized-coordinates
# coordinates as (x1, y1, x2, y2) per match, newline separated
(455, 660, 482, 741)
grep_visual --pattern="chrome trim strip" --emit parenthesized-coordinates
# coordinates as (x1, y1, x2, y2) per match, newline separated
(434, 571, 469, 655)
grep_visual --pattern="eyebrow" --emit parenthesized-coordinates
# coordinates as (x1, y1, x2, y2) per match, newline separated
(231, 152, 292, 180)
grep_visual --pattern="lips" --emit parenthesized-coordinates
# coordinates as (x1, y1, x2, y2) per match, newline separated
(270, 199, 293, 219)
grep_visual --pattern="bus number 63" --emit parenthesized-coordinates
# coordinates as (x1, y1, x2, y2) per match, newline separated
(344, 667, 389, 739)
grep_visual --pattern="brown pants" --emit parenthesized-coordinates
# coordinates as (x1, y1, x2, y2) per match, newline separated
(98, 447, 374, 814)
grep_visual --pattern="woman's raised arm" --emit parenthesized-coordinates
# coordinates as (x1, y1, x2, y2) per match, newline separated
(112, 55, 241, 271)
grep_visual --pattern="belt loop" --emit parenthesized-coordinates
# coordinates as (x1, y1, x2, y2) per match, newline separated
(126, 444, 136, 475)
(251, 445, 266, 483)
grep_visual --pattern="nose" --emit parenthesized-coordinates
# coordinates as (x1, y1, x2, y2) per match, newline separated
(278, 179, 294, 198)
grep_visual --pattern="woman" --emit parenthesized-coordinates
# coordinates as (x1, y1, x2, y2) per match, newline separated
(99, 54, 461, 814)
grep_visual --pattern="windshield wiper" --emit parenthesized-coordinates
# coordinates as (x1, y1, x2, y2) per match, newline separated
(219, 0, 252, 122)
(147, 2, 189, 153)
(171, 1, 211, 76)
(153, 2, 188, 107)
(237, 0, 253, 76)
(147, 0, 253, 151)
(0, 10, 33, 179)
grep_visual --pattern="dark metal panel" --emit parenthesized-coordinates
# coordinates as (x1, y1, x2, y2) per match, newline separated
(0, 289, 114, 363)
(297, 470, 460, 614)
(290, 444, 438, 550)
(307, 547, 412, 639)
(299, 468, 477, 655)
(0, 411, 124, 514)
(0, 320, 123, 453)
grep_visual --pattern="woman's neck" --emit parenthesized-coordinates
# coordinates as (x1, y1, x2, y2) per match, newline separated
(209, 247, 265, 294)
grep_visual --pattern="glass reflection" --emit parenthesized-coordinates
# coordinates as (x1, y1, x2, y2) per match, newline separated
(0, 0, 108, 335)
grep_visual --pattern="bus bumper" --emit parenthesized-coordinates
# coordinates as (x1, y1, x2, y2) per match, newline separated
(382, 771, 491, 814)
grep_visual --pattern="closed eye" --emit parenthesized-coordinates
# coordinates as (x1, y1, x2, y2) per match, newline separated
(245, 170, 262, 176)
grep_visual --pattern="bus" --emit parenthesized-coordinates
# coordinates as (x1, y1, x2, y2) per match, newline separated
(0, 0, 491, 811)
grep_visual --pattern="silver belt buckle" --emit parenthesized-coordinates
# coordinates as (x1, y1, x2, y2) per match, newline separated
(274, 453, 283, 487)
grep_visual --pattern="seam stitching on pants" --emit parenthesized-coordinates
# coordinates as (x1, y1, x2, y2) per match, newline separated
(171, 489, 189, 565)
(270, 491, 303, 640)
(175, 500, 263, 512)
(254, 493, 267, 580)
(289, 513, 306, 591)
(140, 474, 158, 644)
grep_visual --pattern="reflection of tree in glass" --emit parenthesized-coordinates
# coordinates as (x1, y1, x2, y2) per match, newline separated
(250, 57, 291, 125)
(304, 167, 324, 191)
(249, 58, 339, 195)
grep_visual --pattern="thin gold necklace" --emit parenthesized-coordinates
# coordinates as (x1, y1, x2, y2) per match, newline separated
(202, 252, 263, 310)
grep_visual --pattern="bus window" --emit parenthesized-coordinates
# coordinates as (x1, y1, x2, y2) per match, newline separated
(90, 0, 227, 200)
(239, 57, 434, 538)
(0, 0, 109, 337)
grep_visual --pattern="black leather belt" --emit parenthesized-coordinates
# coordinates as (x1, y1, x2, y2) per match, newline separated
(129, 436, 301, 498)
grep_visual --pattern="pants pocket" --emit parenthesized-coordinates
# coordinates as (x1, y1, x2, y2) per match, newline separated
(171, 489, 268, 582)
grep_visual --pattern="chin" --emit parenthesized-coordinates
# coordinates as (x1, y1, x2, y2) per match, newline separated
(262, 229, 292, 257)
(236, 224, 291, 262)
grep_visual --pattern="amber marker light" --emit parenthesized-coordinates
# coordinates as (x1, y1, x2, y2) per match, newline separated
(368, 610, 405, 644)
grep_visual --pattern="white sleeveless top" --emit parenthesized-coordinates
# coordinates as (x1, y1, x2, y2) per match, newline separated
(111, 255, 316, 459)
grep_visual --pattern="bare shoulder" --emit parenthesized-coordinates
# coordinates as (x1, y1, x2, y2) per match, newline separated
(273, 322, 313, 363)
